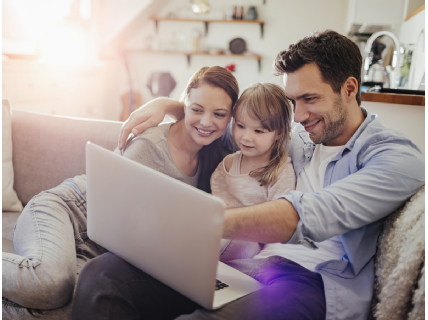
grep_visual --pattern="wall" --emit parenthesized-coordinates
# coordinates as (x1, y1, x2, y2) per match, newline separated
(100, 0, 153, 45)
(362, 101, 425, 154)
(2, 58, 122, 120)
(398, 7, 425, 90)
(122, 0, 348, 104)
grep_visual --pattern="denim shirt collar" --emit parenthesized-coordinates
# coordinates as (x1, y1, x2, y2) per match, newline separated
(297, 107, 371, 165)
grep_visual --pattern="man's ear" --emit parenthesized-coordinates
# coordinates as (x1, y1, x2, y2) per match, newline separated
(342, 77, 358, 101)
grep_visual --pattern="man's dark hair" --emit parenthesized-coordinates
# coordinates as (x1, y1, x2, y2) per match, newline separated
(274, 30, 362, 105)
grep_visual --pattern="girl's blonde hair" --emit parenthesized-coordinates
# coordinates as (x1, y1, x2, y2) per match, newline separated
(233, 83, 292, 186)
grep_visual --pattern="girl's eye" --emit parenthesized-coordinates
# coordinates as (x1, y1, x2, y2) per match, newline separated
(237, 124, 244, 129)
(255, 130, 264, 134)
(215, 113, 226, 118)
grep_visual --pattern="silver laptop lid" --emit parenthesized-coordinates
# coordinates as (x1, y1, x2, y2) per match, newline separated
(86, 142, 225, 308)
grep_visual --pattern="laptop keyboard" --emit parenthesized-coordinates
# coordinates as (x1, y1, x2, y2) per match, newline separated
(215, 279, 230, 291)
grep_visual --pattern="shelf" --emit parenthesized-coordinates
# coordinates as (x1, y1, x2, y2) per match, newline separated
(361, 92, 425, 106)
(405, 4, 425, 21)
(126, 50, 262, 72)
(151, 17, 265, 38)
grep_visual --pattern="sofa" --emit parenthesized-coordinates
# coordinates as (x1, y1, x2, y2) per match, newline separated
(2, 100, 123, 319)
(2, 101, 425, 319)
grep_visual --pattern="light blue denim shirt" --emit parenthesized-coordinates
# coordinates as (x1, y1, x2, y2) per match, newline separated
(222, 108, 425, 319)
(282, 108, 424, 320)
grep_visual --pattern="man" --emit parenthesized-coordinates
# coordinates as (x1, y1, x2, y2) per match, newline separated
(72, 30, 424, 320)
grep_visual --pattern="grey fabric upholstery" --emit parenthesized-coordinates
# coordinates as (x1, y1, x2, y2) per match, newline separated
(11, 110, 123, 205)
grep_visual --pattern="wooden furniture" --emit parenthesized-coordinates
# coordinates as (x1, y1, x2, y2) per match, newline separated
(361, 92, 425, 106)
(151, 18, 265, 38)
(132, 17, 265, 72)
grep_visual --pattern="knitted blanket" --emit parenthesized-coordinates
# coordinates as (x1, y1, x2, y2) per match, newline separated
(369, 186, 425, 320)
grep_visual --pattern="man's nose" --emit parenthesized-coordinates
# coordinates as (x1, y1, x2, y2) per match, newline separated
(293, 102, 310, 124)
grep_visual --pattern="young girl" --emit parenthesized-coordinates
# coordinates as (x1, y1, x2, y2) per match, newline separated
(210, 82, 295, 261)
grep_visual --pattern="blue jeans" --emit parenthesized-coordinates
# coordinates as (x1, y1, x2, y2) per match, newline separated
(2, 179, 106, 318)
(72, 253, 326, 320)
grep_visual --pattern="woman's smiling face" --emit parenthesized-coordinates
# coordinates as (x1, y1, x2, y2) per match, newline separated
(184, 84, 233, 146)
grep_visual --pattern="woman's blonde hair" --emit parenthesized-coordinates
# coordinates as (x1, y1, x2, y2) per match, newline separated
(180, 66, 239, 193)
(233, 83, 292, 186)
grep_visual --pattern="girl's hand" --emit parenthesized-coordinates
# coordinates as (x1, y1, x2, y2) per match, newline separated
(118, 98, 185, 149)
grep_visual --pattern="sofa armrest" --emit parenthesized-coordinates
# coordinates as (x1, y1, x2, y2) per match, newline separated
(12, 110, 123, 205)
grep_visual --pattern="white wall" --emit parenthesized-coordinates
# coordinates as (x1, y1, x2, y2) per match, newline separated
(122, 0, 349, 104)
(398, 8, 425, 90)
(362, 101, 425, 155)
(2, 58, 123, 120)
(100, 0, 153, 45)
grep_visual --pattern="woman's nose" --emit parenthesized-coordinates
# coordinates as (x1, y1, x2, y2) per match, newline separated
(200, 114, 213, 127)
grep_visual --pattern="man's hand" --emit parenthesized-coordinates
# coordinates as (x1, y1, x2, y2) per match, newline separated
(223, 199, 299, 244)
(118, 98, 185, 149)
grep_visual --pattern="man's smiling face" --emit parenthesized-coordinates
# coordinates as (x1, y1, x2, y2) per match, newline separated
(284, 63, 349, 146)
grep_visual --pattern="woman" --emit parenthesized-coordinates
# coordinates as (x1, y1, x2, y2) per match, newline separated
(2, 66, 239, 311)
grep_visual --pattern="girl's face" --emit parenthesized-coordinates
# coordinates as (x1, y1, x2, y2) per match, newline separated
(184, 84, 233, 147)
(233, 107, 278, 161)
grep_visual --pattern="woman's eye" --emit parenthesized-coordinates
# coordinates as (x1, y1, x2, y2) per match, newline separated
(192, 109, 202, 113)
(255, 130, 264, 134)
(215, 113, 226, 118)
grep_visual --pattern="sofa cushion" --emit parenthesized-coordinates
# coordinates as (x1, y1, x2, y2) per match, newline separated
(11, 110, 123, 205)
(2, 100, 23, 212)
(369, 186, 425, 320)
(2, 211, 21, 242)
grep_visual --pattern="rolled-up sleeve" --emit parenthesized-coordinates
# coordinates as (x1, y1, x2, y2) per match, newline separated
(280, 136, 425, 244)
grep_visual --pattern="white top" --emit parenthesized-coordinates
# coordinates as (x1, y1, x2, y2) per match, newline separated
(210, 151, 295, 207)
(254, 144, 347, 272)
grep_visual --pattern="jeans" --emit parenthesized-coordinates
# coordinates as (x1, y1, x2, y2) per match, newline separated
(72, 253, 326, 320)
(2, 179, 106, 318)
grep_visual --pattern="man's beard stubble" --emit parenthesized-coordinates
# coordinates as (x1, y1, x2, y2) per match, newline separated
(309, 95, 348, 145)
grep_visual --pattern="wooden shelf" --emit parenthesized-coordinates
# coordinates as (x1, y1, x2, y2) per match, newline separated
(126, 50, 262, 71)
(151, 17, 265, 38)
(361, 92, 425, 106)
(405, 4, 425, 21)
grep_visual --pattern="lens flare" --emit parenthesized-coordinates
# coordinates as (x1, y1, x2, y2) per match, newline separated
(39, 26, 85, 65)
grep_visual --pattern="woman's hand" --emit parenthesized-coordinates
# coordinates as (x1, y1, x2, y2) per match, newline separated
(118, 98, 185, 149)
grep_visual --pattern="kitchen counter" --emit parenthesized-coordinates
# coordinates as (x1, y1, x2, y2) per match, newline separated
(361, 92, 425, 106)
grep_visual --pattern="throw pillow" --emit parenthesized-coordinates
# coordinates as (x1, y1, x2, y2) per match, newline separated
(2, 99, 23, 211)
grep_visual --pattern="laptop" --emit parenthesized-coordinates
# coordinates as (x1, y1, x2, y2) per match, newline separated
(85, 142, 264, 309)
